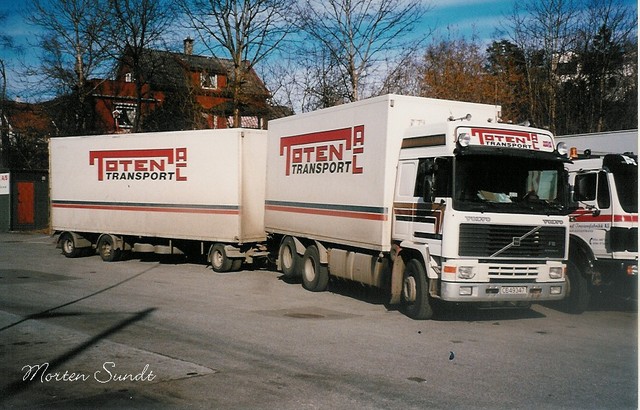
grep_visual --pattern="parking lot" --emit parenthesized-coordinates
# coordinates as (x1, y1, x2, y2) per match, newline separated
(0, 232, 637, 409)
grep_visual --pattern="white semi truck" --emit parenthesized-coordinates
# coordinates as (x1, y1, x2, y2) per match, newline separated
(50, 128, 268, 271)
(265, 94, 571, 319)
(564, 151, 638, 312)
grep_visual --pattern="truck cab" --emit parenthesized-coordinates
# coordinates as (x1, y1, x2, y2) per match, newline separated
(393, 120, 572, 314)
(566, 152, 638, 310)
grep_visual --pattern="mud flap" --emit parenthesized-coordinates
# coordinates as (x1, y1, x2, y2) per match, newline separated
(389, 252, 405, 304)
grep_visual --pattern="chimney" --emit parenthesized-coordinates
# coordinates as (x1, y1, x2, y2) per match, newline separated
(184, 37, 194, 55)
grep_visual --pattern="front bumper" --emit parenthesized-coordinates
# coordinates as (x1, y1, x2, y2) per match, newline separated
(441, 281, 565, 302)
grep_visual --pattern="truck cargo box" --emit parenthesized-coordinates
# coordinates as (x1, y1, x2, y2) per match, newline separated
(51, 129, 267, 244)
(265, 94, 500, 251)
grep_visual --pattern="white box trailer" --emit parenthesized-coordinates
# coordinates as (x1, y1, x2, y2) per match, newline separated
(266, 94, 571, 319)
(51, 128, 267, 271)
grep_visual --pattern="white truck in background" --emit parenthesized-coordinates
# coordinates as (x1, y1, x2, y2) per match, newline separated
(556, 129, 637, 156)
(564, 150, 638, 312)
(265, 94, 571, 319)
(50, 128, 268, 271)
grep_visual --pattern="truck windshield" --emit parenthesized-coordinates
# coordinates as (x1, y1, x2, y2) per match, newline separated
(611, 163, 638, 213)
(453, 155, 568, 215)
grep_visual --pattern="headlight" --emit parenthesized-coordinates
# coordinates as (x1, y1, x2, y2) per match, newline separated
(556, 142, 568, 157)
(549, 266, 564, 279)
(457, 132, 471, 147)
(458, 266, 476, 279)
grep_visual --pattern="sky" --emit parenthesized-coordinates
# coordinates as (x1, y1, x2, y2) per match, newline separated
(0, 0, 638, 101)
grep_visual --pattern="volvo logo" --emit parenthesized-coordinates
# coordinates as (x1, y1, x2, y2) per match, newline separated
(543, 219, 564, 225)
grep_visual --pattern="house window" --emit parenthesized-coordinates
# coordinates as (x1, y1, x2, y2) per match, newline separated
(226, 116, 260, 129)
(200, 72, 218, 89)
(124, 72, 133, 82)
(113, 103, 136, 129)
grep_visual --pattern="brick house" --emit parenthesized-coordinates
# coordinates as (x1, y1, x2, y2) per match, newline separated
(88, 38, 272, 133)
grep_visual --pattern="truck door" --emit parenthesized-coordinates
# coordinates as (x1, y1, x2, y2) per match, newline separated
(573, 171, 611, 258)
(393, 160, 418, 240)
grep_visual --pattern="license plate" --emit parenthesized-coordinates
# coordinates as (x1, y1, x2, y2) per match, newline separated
(500, 286, 527, 295)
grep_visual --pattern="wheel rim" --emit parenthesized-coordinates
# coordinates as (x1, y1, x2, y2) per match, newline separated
(212, 249, 223, 269)
(303, 258, 316, 283)
(282, 246, 293, 270)
(403, 276, 417, 302)
(101, 242, 112, 258)
(63, 239, 74, 254)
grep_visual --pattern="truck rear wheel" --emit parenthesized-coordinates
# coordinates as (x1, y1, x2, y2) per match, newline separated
(210, 244, 233, 272)
(60, 232, 80, 258)
(279, 237, 301, 278)
(563, 259, 590, 314)
(301, 245, 329, 292)
(231, 259, 243, 271)
(97, 235, 121, 262)
(402, 258, 433, 320)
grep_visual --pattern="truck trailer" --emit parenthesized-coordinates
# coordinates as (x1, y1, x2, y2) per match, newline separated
(265, 94, 571, 319)
(565, 150, 638, 312)
(50, 128, 268, 271)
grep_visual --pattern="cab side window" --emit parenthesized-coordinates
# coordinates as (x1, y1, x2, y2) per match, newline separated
(414, 157, 452, 201)
(573, 173, 596, 202)
(597, 171, 610, 209)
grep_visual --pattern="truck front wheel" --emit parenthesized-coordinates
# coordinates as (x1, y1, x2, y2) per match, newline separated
(301, 245, 329, 292)
(563, 259, 590, 314)
(402, 258, 433, 320)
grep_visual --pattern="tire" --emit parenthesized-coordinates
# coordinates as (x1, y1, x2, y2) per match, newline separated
(279, 237, 301, 278)
(59, 232, 80, 258)
(97, 235, 121, 262)
(402, 258, 433, 320)
(210, 244, 232, 272)
(563, 259, 590, 314)
(301, 245, 329, 292)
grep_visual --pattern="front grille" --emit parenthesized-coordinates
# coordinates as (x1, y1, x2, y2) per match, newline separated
(488, 264, 539, 281)
(459, 224, 565, 258)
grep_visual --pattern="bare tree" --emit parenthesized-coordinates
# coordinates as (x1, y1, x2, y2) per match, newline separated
(104, 0, 177, 132)
(25, 0, 111, 134)
(505, 0, 581, 132)
(294, 0, 430, 105)
(573, 0, 637, 132)
(180, 0, 292, 127)
(1, 11, 14, 168)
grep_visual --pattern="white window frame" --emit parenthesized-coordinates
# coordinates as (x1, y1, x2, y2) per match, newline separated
(200, 72, 218, 89)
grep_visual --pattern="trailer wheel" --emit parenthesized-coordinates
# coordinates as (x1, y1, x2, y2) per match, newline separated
(97, 235, 121, 262)
(210, 244, 233, 272)
(301, 245, 329, 292)
(60, 233, 80, 258)
(279, 237, 301, 278)
(402, 258, 433, 320)
(563, 259, 590, 314)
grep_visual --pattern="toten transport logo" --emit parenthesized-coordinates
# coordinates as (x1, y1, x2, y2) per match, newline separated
(89, 148, 188, 181)
(279, 125, 365, 176)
